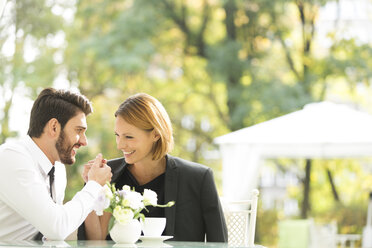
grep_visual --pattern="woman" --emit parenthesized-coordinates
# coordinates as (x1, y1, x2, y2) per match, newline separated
(78, 93, 227, 242)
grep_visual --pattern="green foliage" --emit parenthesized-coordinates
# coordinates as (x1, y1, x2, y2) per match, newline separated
(308, 159, 372, 234)
(207, 40, 244, 82)
(2, 1, 372, 246)
(0, 0, 63, 143)
(257, 158, 372, 247)
(256, 207, 279, 246)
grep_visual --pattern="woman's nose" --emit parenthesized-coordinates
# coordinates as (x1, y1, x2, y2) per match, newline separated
(116, 138, 126, 150)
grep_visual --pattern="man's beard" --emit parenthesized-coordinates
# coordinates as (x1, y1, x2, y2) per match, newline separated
(55, 130, 78, 165)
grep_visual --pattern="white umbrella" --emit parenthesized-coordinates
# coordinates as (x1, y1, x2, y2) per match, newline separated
(214, 102, 372, 199)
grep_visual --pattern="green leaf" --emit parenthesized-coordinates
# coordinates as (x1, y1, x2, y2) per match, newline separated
(108, 216, 115, 233)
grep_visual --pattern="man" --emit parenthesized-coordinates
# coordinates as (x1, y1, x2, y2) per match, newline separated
(0, 88, 112, 240)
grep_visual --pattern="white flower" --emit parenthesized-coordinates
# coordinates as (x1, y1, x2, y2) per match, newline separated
(113, 206, 134, 225)
(96, 182, 174, 231)
(143, 189, 158, 206)
(122, 185, 131, 192)
(122, 191, 144, 210)
(93, 187, 111, 216)
(104, 184, 113, 199)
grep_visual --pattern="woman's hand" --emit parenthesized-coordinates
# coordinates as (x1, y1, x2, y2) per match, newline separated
(82, 157, 107, 183)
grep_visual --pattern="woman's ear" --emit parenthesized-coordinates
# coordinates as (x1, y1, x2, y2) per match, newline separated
(152, 130, 161, 142)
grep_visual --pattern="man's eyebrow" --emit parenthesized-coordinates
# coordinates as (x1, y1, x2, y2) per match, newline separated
(76, 126, 87, 130)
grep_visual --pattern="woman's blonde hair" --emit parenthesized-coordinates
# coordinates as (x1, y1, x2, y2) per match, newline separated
(115, 93, 174, 160)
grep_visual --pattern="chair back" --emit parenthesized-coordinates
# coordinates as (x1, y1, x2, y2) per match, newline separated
(309, 219, 337, 248)
(222, 189, 259, 247)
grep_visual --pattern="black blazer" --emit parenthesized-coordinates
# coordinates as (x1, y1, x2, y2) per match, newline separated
(78, 155, 228, 242)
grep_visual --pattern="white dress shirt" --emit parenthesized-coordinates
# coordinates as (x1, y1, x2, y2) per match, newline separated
(0, 136, 102, 240)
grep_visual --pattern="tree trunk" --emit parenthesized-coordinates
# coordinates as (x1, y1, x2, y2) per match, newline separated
(223, 0, 243, 131)
(223, 0, 236, 40)
(326, 168, 340, 202)
(301, 159, 312, 218)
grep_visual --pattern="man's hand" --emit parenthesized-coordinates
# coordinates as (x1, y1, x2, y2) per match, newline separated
(87, 154, 112, 186)
(82, 157, 107, 183)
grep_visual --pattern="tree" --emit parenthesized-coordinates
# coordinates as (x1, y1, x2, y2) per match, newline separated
(0, 0, 63, 143)
(63, 1, 372, 219)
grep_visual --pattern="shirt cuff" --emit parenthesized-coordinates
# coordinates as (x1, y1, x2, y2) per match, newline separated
(83, 180, 103, 198)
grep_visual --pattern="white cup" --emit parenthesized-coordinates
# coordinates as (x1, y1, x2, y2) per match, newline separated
(142, 217, 166, 236)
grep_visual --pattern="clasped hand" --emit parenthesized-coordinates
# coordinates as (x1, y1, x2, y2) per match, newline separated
(82, 153, 112, 186)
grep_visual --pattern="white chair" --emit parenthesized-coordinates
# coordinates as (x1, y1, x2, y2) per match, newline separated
(309, 219, 337, 248)
(309, 219, 361, 248)
(222, 189, 259, 247)
(336, 234, 361, 248)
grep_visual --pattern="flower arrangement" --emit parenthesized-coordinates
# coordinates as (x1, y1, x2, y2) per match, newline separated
(94, 183, 175, 231)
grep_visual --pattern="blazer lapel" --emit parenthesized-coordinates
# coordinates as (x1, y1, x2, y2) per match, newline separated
(164, 155, 179, 236)
(108, 158, 127, 183)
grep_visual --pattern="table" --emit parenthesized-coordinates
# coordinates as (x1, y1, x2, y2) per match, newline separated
(0, 240, 266, 248)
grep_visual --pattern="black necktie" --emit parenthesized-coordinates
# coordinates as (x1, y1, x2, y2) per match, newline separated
(48, 167, 55, 199)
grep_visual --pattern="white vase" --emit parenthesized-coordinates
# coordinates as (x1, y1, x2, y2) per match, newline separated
(110, 219, 141, 244)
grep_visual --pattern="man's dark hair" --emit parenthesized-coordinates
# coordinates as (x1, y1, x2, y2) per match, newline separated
(27, 88, 93, 138)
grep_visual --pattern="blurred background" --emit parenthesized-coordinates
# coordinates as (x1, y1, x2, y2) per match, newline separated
(1, 0, 372, 247)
